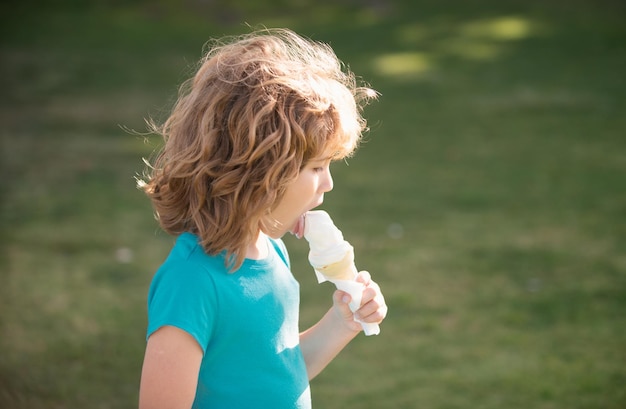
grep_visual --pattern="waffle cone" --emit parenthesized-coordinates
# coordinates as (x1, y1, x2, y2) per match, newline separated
(314, 250, 356, 280)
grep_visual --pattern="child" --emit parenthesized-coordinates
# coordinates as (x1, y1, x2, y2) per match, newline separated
(138, 28, 387, 409)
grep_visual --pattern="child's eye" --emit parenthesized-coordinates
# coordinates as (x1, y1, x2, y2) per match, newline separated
(313, 167, 324, 172)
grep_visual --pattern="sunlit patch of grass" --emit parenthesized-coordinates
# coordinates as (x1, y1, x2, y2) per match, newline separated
(460, 16, 534, 40)
(372, 51, 432, 77)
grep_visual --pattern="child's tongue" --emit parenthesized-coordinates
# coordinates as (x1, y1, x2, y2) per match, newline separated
(290, 214, 306, 239)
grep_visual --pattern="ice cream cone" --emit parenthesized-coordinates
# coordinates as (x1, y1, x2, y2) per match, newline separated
(312, 248, 357, 281)
(303, 210, 381, 336)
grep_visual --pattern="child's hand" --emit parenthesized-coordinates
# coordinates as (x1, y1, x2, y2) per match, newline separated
(333, 271, 387, 333)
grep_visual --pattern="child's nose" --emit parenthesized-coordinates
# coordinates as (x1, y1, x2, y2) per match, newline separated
(321, 168, 334, 193)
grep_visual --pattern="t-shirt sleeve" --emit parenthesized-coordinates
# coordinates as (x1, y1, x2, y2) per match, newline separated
(146, 258, 217, 354)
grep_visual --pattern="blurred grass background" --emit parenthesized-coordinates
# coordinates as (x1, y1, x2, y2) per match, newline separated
(1, 0, 625, 408)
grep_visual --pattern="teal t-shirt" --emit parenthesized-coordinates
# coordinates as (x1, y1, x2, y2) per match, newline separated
(146, 232, 311, 408)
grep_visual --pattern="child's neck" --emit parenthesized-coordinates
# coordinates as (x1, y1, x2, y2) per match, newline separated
(246, 232, 269, 260)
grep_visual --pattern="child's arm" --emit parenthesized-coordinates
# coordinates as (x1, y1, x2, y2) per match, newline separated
(299, 271, 387, 380)
(139, 326, 203, 409)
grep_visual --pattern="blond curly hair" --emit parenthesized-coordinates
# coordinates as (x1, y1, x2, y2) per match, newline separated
(141, 28, 376, 270)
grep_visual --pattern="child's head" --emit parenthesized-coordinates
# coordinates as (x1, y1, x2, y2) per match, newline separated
(142, 28, 376, 269)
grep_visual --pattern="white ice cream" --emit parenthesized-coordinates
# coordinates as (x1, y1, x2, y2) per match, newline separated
(304, 210, 353, 268)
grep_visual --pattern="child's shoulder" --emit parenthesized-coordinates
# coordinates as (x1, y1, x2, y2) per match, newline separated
(159, 232, 226, 276)
(172, 232, 203, 258)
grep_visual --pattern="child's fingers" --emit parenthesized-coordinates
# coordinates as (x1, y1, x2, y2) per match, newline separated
(355, 296, 387, 323)
(355, 270, 371, 285)
(332, 290, 354, 319)
(332, 290, 364, 332)
(355, 281, 387, 323)
(359, 279, 381, 305)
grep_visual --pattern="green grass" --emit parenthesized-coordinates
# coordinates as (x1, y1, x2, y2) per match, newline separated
(1, 0, 625, 408)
